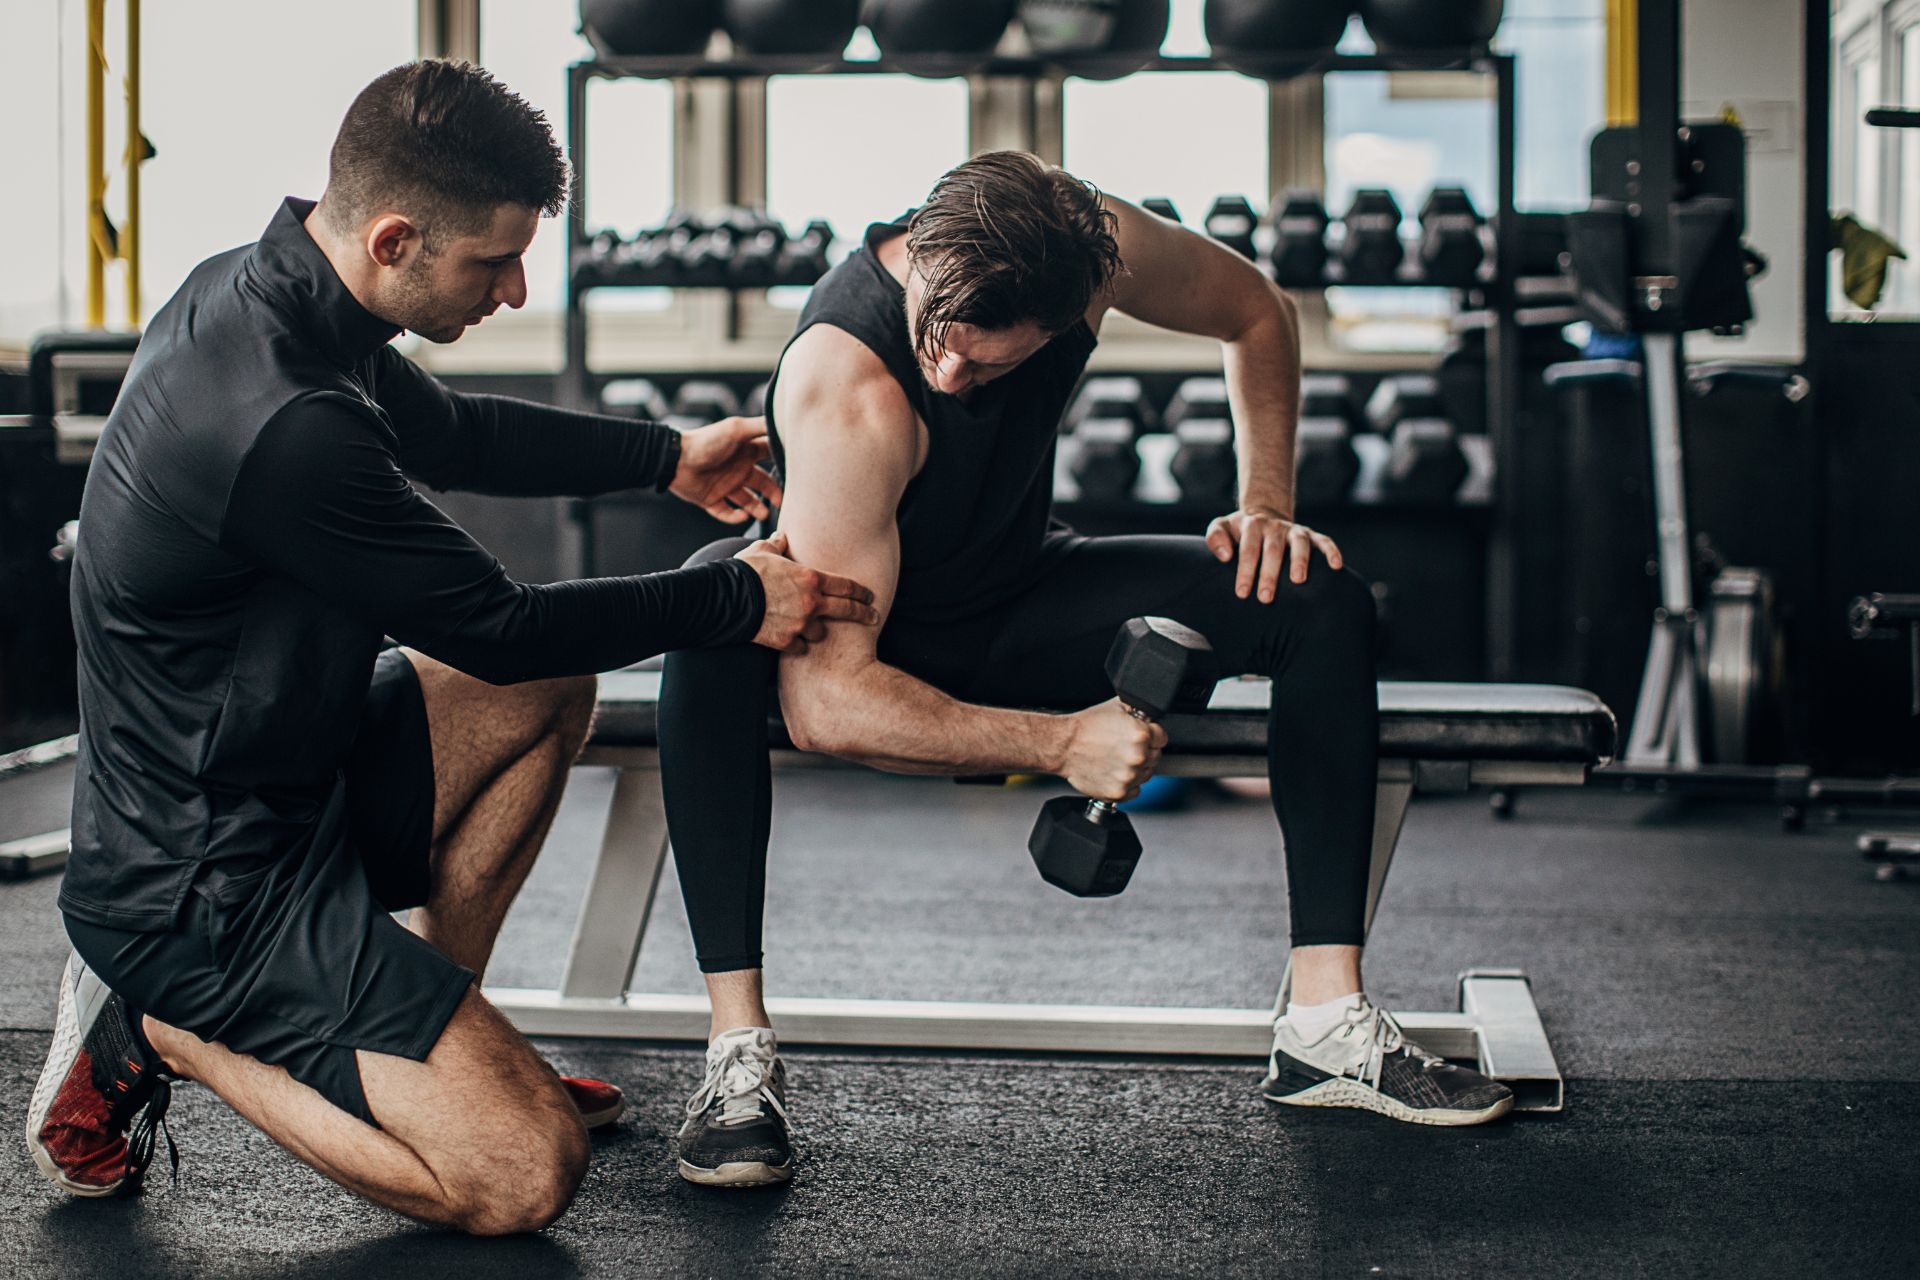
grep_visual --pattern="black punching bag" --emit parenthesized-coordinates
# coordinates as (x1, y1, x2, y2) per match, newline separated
(1020, 0, 1171, 79)
(1356, 0, 1503, 51)
(1204, 0, 1354, 65)
(723, 0, 861, 56)
(864, 0, 1019, 75)
(580, 0, 719, 56)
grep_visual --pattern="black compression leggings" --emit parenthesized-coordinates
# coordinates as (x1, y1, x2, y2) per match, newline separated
(658, 534, 1380, 974)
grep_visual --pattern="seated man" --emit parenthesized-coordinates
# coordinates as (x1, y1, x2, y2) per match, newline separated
(26, 61, 875, 1232)
(658, 152, 1514, 1189)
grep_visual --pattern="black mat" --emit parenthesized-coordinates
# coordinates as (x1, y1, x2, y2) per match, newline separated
(1, 1032, 1912, 1279)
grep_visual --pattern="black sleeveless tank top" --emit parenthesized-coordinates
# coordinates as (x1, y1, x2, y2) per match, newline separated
(767, 217, 1097, 626)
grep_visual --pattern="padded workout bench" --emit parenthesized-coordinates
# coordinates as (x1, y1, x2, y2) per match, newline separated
(488, 674, 1615, 1113)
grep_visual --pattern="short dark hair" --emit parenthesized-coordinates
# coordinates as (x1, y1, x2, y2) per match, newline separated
(906, 151, 1122, 363)
(322, 60, 568, 250)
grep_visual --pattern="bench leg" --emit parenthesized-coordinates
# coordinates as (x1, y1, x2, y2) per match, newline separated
(557, 765, 671, 1001)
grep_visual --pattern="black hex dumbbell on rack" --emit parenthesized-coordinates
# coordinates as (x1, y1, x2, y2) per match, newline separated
(1203, 195, 1260, 260)
(1295, 373, 1361, 505)
(1028, 617, 1218, 898)
(1338, 189, 1406, 284)
(1417, 186, 1486, 287)
(1268, 189, 1331, 288)
(1141, 197, 1183, 224)
(1368, 374, 1467, 503)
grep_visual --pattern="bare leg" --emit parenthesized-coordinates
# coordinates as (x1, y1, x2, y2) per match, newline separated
(705, 969, 772, 1040)
(144, 989, 586, 1234)
(401, 650, 596, 975)
(1289, 944, 1365, 1005)
(130, 654, 600, 1232)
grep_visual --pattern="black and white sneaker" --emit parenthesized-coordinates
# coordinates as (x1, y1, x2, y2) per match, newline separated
(677, 1027, 793, 1188)
(1262, 998, 1514, 1126)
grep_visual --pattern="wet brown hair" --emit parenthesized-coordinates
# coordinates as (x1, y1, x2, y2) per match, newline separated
(906, 151, 1123, 363)
(321, 60, 568, 251)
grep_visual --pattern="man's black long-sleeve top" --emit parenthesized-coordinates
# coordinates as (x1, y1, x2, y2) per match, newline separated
(62, 197, 763, 931)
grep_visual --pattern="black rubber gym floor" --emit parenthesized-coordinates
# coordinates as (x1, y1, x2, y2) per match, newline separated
(3, 762, 1916, 1277)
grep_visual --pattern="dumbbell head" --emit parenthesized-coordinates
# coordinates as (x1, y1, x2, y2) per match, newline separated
(1104, 616, 1217, 719)
(1064, 375, 1156, 436)
(1204, 195, 1260, 260)
(1382, 418, 1469, 503)
(1267, 189, 1330, 287)
(601, 378, 672, 422)
(1029, 795, 1143, 897)
(1141, 197, 1182, 224)
(1162, 376, 1231, 431)
(1068, 419, 1142, 501)
(672, 379, 742, 422)
(1294, 417, 1360, 505)
(1417, 186, 1485, 286)
(1365, 373, 1445, 433)
(741, 380, 770, 417)
(1169, 418, 1237, 506)
(1338, 188, 1406, 284)
(1299, 373, 1355, 429)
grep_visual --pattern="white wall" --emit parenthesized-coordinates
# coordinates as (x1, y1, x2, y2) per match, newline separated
(1684, 0, 1808, 361)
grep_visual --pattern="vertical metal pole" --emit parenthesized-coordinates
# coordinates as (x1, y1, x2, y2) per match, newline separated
(563, 61, 591, 408)
(1606, 0, 1639, 127)
(1486, 54, 1520, 680)
(1634, 0, 1679, 273)
(1642, 332, 1693, 612)
(124, 0, 139, 328)
(85, 0, 105, 329)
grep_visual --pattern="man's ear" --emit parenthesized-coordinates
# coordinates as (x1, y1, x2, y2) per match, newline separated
(365, 215, 421, 269)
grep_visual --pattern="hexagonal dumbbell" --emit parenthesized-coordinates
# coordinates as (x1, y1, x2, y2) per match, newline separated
(1141, 197, 1182, 224)
(1064, 375, 1158, 437)
(671, 378, 742, 423)
(1268, 189, 1331, 288)
(1169, 418, 1237, 506)
(1162, 376, 1231, 432)
(1204, 195, 1260, 260)
(1029, 617, 1218, 897)
(1067, 419, 1143, 502)
(1338, 188, 1407, 285)
(1417, 186, 1485, 287)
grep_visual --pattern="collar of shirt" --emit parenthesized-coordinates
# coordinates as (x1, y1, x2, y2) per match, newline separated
(247, 197, 401, 368)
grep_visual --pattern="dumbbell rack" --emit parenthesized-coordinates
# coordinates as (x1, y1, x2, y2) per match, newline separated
(559, 49, 1525, 674)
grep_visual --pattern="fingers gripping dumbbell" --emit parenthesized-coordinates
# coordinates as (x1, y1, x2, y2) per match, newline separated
(1028, 617, 1218, 898)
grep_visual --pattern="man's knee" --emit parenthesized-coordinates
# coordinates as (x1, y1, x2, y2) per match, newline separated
(446, 1121, 589, 1236)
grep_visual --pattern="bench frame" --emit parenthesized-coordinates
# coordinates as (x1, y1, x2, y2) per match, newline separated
(488, 742, 1582, 1113)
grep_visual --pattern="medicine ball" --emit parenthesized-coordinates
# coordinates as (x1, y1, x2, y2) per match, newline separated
(1355, 0, 1503, 51)
(579, 0, 719, 57)
(1203, 0, 1353, 61)
(723, 0, 860, 56)
(864, 0, 1018, 75)
(1020, 0, 1170, 79)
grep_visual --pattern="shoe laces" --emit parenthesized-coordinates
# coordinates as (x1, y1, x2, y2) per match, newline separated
(1328, 1004, 1444, 1090)
(121, 1078, 180, 1194)
(687, 1038, 791, 1132)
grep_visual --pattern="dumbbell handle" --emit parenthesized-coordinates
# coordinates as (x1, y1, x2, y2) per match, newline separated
(1084, 702, 1157, 820)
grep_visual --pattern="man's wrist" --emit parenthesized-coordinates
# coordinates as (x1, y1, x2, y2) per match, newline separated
(654, 426, 683, 494)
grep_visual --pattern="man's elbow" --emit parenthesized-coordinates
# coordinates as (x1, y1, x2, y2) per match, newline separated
(779, 667, 862, 758)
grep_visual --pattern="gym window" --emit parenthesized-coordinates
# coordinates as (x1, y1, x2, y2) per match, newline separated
(0, 0, 414, 344)
(1062, 71, 1271, 242)
(762, 72, 971, 309)
(1322, 0, 1605, 354)
(467, 1, 677, 371)
(1831, 0, 1920, 319)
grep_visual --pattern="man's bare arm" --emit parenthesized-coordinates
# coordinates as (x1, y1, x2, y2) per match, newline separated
(772, 326, 1158, 798)
(1096, 195, 1343, 595)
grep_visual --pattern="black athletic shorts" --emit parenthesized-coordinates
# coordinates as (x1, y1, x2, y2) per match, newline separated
(63, 648, 473, 1126)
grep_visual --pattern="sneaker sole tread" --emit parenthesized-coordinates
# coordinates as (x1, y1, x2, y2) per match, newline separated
(1263, 1077, 1514, 1126)
(678, 1158, 793, 1188)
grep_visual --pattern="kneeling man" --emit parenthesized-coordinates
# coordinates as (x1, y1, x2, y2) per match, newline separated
(27, 60, 874, 1232)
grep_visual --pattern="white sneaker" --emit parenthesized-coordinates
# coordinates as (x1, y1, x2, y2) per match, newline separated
(1261, 998, 1514, 1126)
(677, 1027, 793, 1187)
